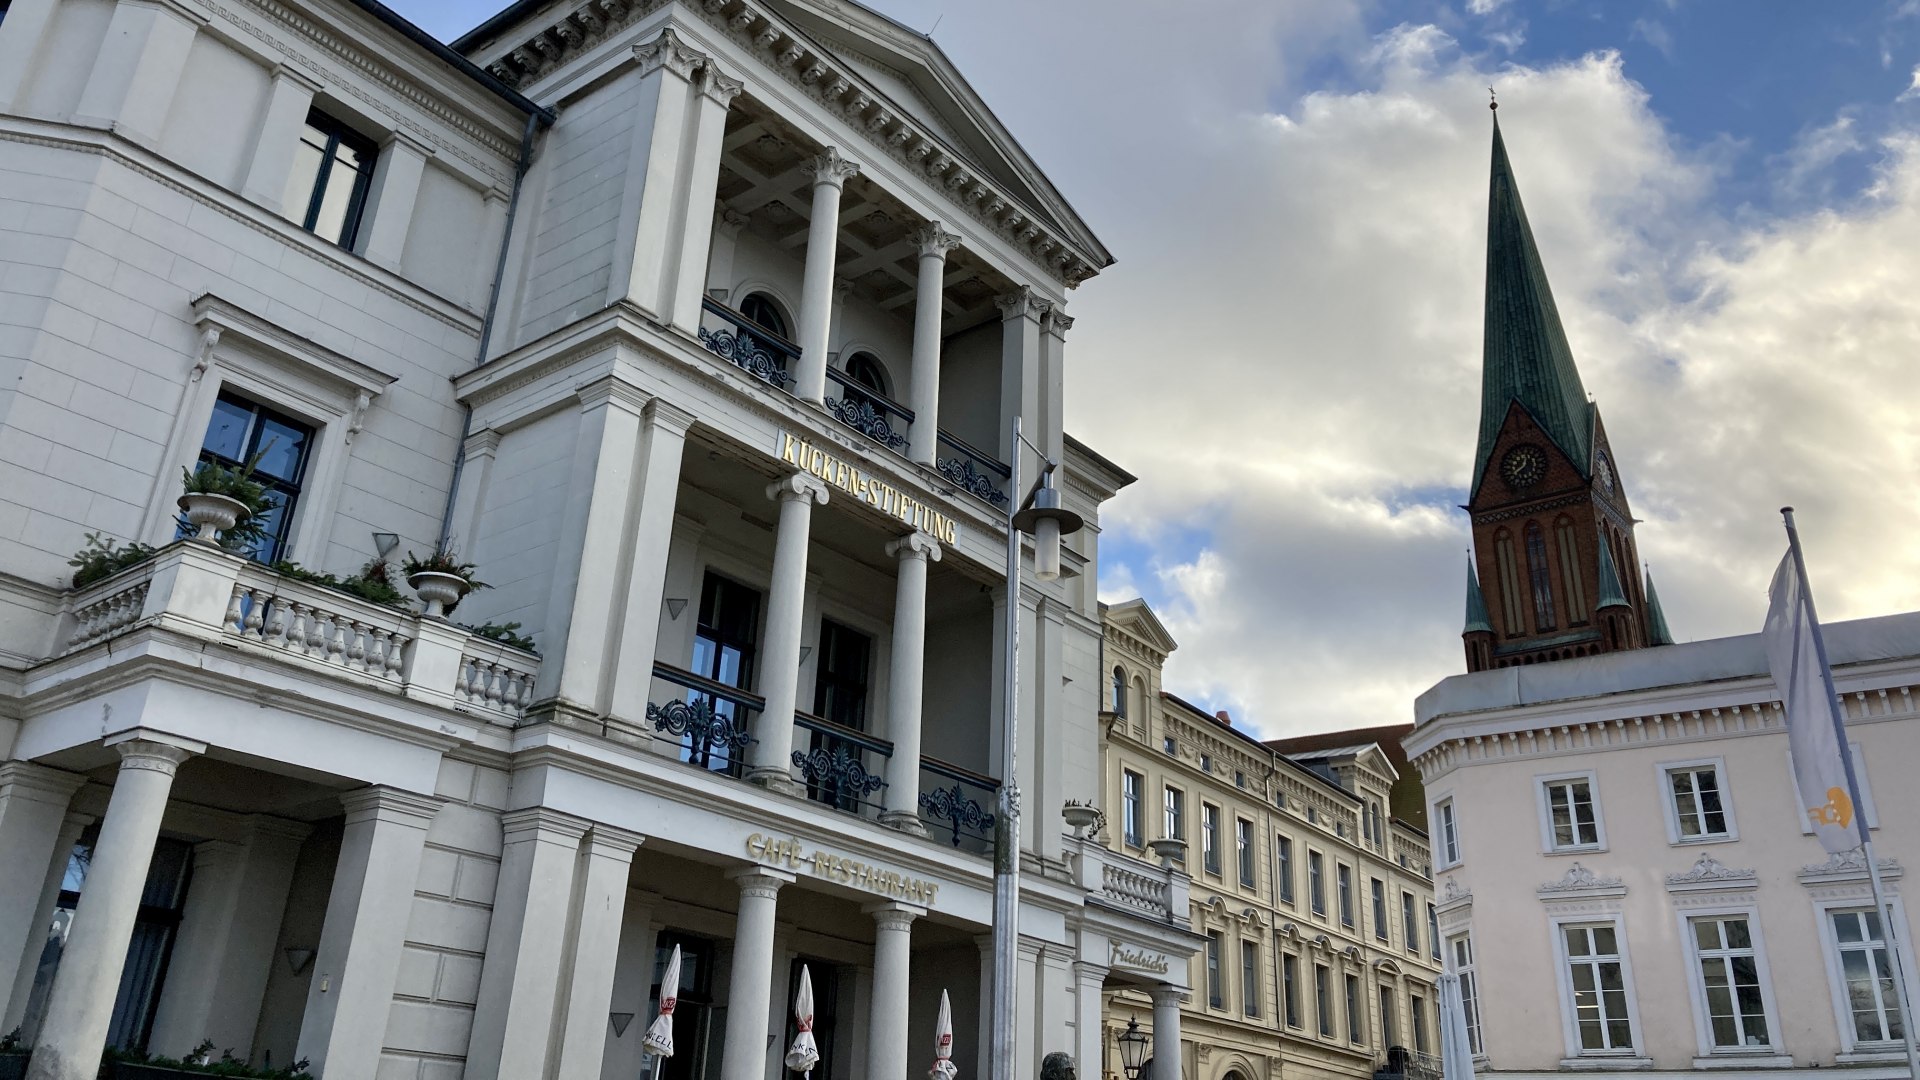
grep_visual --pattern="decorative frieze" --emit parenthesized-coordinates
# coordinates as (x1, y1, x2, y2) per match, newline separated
(1665, 854, 1756, 893)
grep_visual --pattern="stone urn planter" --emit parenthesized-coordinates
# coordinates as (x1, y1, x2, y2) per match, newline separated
(1148, 837, 1187, 868)
(177, 492, 250, 543)
(407, 570, 471, 619)
(1062, 801, 1103, 839)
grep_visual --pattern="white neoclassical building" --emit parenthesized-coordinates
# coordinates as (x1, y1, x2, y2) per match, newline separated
(1406, 613, 1920, 1080)
(0, 0, 1201, 1076)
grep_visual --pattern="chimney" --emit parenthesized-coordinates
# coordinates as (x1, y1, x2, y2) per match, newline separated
(1215, 710, 1232, 727)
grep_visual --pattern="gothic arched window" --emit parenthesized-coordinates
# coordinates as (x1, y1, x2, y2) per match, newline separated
(1525, 522, 1557, 632)
(1554, 517, 1588, 624)
(1493, 529, 1526, 636)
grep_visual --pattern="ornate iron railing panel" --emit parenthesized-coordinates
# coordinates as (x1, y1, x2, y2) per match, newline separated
(933, 432, 1011, 509)
(824, 369, 913, 452)
(649, 661, 759, 777)
(918, 757, 1000, 854)
(699, 298, 798, 389)
(792, 712, 892, 818)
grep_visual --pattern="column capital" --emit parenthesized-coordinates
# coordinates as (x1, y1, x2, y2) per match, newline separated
(1072, 960, 1109, 987)
(576, 375, 651, 416)
(810, 147, 862, 190)
(767, 471, 830, 506)
(862, 900, 926, 931)
(1042, 307, 1074, 339)
(107, 734, 202, 776)
(339, 785, 442, 829)
(267, 62, 325, 94)
(885, 531, 942, 563)
(500, 806, 593, 843)
(0, 760, 88, 802)
(727, 865, 796, 900)
(381, 127, 436, 160)
(642, 396, 697, 436)
(913, 221, 962, 260)
(1148, 984, 1187, 1008)
(634, 26, 706, 80)
(699, 63, 744, 107)
(585, 823, 646, 858)
(718, 207, 752, 237)
(995, 286, 1049, 324)
(463, 427, 502, 457)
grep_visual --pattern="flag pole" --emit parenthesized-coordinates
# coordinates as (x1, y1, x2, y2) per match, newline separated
(1782, 507, 1920, 1079)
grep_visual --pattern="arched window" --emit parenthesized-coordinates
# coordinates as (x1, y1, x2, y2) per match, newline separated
(1554, 517, 1587, 624)
(1111, 665, 1127, 717)
(844, 351, 890, 396)
(1524, 522, 1557, 632)
(1493, 529, 1526, 637)
(739, 292, 789, 340)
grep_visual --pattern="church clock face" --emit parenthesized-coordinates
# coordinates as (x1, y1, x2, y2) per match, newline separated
(1595, 450, 1617, 496)
(1500, 445, 1548, 489)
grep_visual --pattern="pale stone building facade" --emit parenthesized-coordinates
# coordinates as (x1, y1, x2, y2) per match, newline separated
(1097, 601, 1443, 1080)
(1406, 612, 1920, 1080)
(0, 0, 1200, 1076)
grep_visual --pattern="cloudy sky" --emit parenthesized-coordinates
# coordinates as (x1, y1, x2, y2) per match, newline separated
(403, 0, 1920, 739)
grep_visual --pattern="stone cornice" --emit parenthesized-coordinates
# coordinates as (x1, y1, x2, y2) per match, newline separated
(478, 0, 1102, 287)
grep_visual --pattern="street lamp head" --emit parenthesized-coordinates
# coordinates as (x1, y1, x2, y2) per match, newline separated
(1117, 1016, 1150, 1080)
(1011, 482, 1083, 582)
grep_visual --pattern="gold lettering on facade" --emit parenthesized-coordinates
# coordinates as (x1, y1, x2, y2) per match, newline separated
(745, 832, 941, 907)
(774, 432, 960, 545)
(1109, 944, 1171, 974)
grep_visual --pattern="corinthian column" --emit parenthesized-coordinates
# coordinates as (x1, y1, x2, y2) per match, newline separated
(908, 222, 961, 464)
(880, 531, 941, 832)
(794, 148, 861, 405)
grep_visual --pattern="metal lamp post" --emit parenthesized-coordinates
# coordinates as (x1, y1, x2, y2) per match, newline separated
(989, 415, 1083, 1080)
(1117, 1017, 1151, 1080)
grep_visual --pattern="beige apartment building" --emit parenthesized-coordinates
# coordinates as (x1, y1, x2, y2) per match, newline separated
(1096, 600, 1444, 1080)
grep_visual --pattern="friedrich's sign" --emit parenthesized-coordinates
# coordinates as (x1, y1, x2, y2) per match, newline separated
(778, 432, 960, 545)
(1109, 945, 1171, 975)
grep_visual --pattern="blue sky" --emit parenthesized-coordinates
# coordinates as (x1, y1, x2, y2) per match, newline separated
(403, 0, 1920, 735)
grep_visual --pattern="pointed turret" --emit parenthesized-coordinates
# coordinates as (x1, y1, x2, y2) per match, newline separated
(1471, 113, 1594, 498)
(1596, 541, 1630, 610)
(1644, 568, 1675, 646)
(1464, 558, 1492, 635)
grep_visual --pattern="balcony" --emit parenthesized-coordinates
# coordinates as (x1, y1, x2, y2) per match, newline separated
(1375, 1047, 1442, 1080)
(1068, 834, 1191, 927)
(645, 661, 1001, 855)
(695, 298, 1011, 509)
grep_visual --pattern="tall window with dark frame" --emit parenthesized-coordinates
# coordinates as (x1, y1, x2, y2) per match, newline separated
(1402, 892, 1419, 953)
(1370, 878, 1388, 942)
(1121, 769, 1144, 847)
(284, 109, 377, 248)
(804, 619, 875, 811)
(1277, 835, 1296, 904)
(1111, 665, 1127, 717)
(1524, 521, 1558, 631)
(1237, 818, 1256, 887)
(1206, 931, 1224, 1008)
(1315, 964, 1334, 1037)
(785, 958, 842, 1079)
(193, 391, 313, 563)
(1283, 953, 1302, 1028)
(1202, 803, 1222, 875)
(1346, 973, 1364, 1044)
(652, 934, 716, 1080)
(689, 572, 760, 775)
(1337, 863, 1355, 929)
(1242, 940, 1261, 1017)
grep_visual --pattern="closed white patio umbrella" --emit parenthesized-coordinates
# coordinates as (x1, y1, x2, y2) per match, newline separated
(643, 943, 682, 1071)
(929, 988, 957, 1080)
(785, 963, 820, 1076)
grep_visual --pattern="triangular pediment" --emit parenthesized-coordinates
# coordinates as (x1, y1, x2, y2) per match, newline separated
(1106, 598, 1180, 657)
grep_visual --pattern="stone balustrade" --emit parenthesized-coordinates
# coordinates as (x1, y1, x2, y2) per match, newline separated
(1067, 834, 1191, 927)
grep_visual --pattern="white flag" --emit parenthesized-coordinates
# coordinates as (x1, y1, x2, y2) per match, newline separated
(1763, 551, 1858, 855)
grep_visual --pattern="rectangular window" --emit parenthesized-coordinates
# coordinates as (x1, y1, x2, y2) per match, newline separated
(1200, 753, 1213, 773)
(1163, 736, 1177, 756)
(284, 109, 378, 248)
(1666, 763, 1733, 841)
(810, 619, 872, 729)
(1690, 915, 1770, 1050)
(1437, 799, 1460, 866)
(1309, 851, 1326, 916)
(1829, 908, 1904, 1044)
(1411, 992, 1429, 1053)
(1283, 954, 1302, 1028)
(1451, 934, 1483, 1056)
(193, 392, 314, 563)
(1563, 922, 1634, 1053)
(1206, 931, 1224, 1009)
(1237, 818, 1256, 887)
(1121, 770, 1144, 847)
(1316, 964, 1333, 1037)
(1380, 984, 1396, 1047)
(1403, 892, 1419, 953)
(1346, 973, 1364, 1043)
(1541, 776, 1604, 852)
(1338, 863, 1355, 929)
(1278, 836, 1296, 904)
(1242, 940, 1260, 1017)
(689, 572, 761, 775)
(1428, 904, 1441, 962)
(1164, 786, 1185, 843)
(1202, 803, 1222, 875)
(1371, 878, 1389, 941)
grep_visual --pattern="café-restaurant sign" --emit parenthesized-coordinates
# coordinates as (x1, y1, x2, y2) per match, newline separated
(747, 832, 942, 907)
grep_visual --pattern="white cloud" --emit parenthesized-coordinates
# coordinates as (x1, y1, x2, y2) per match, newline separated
(1899, 64, 1920, 101)
(1466, 0, 1508, 15)
(863, 2, 1920, 738)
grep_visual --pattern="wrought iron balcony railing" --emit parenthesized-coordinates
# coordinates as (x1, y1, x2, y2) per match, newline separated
(823, 368, 914, 452)
(698, 297, 799, 388)
(918, 757, 998, 854)
(933, 431, 1011, 509)
(792, 711, 892, 818)
(647, 661, 758, 777)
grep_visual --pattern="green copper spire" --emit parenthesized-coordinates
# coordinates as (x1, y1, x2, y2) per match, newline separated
(1470, 113, 1594, 497)
(1644, 567, 1675, 645)
(1596, 540, 1630, 610)
(1464, 556, 1492, 635)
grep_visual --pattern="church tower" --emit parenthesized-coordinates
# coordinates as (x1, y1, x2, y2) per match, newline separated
(1461, 108, 1672, 671)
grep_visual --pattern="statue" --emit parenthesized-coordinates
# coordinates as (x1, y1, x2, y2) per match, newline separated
(1041, 1052, 1077, 1080)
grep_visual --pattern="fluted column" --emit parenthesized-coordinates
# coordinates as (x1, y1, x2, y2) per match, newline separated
(1149, 985, 1183, 1080)
(747, 472, 829, 792)
(880, 532, 941, 832)
(720, 868, 793, 1080)
(29, 736, 201, 1080)
(908, 222, 960, 464)
(794, 148, 861, 404)
(865, 903, 921, 1080)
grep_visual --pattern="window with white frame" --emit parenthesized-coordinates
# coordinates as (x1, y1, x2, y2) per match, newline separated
(1121, 769, 1144, 847)
(1278, 835, 1296, 904)
(1450, 933, 1483, 1056)
(1665, 761, 1734, 842)
(1202, 803, 1222, 875)
(1164, 785, 1185, 843)
(1561, 922, 1635, 1054)
(1237, 818, 1256, 887)
(1436, 798, 1460, 867)
(1828, 907, 1905, 1046)
(1402, 892, 1419, 953)
(1427, 904, 1441, 962)
(1688, 914, 1771, 1051)
(1338, 863, 1355, 929)
(1539, 774, 1605, 853)
(1309, 851, 1326, 916)
(1371, 878, 1389, 942)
